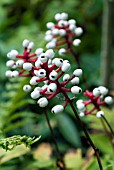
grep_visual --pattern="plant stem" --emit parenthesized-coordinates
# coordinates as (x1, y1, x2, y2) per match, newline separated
(61, 91, 103, 170)
(65, 34, 89, 89)
(44, 110, 66, 170)
(65, 35, 80, 66)
(70, 48, 89, 89)
(100, 118, 114, 151)
(101, 115, 114, 137)
(65, 35, 89, 89)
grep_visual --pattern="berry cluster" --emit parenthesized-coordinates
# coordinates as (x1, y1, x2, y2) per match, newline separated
(45, 12, 83, 56)
(26, 52, 83, 113)
(5, 39, 44, 78)
(5, 39, 83, 113)
(76, 86, 113, 118)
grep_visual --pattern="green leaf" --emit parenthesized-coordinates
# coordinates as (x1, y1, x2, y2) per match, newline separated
(0, 135, 41, 151)
(33, 143, 52, 160)
(5, 111, 35, 124)
(0, 144, 30, 164)
(82, 159, 98, 170)
(56, 113, 81, 147)
(64, 149, 83, 169)
(91, 133, 113, 156)
(30, 143, 53, 169)
(3, 119, 33, 133)
(26, 160, 53, 169)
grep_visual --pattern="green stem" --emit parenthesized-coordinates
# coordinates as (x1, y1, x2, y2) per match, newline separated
(70, 48, 89, 89)
(100, 118, 114, 151)
(44, 110, 66, 170)
(61, 91, 103, 170)
(101, 115, 114, 137)
(65, 35, 89, 89)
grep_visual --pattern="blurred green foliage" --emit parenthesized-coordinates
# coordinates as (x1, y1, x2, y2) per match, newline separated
(0, 135, 40, 151)
(0, 0, 103, 86)
(0, 0, 114, 169)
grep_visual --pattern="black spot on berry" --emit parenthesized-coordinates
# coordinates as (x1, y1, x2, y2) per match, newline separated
(52, 76, 55, 78)
(79, 89, 82, 93)
(40, 72, 44, 74)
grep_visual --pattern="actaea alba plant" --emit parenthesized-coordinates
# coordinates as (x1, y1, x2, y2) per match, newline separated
(5, 12, 114, 170)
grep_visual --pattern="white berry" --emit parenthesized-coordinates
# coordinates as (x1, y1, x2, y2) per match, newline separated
(73, 39, 81, 46)
(71, 77, 80, 85)
(52, 58, 63, 67)
(16, 60, 24, 67)
(52, 28, 59, 35)
(49, 70, 58, 80)
(5, 70, 12, 77)
(31, 90, 40, 99)
(80, 112, 85, 117)
(59, 29, 66, 36)
(46, 22, 54, 29)
(23, 85, 31, 92)
(58, 48, 66, 56)
(46, 41, 56, 49)
(39, 53, 48, 63)
(45, 49, 55, 59)
(63, 74, 70, 81)
(93, 88, 100, 97)
(35, 48, 43, 56)
(37, 97, 48, 107)
(68, 19, 76, 25)
(23, 62, 33, 71)
(104, 96, 113, 104)
(11, 71, 19, 78)
(74, 27, 83, 36)
(51, 105, 64, 114)
(77, 103, 85, 111)
(61, 12, 68, 20)
(98, 86, 108, 96)
(71, 86, 82, 94)
(37, 69, 46, 78)
(45, 35, 53, 42)
(28, 42, 34, 49)
(45, 30, 52, 35)
(22, 39, 30, 47)
(96, 111, 104, 118)
(7, 50, 18, 59)
(35, 59, 42, 67)
(69, 24, 76, 31)
(6, 60, 15, 67)
(54, 13, 61, 21)
(61, 60, 71, 72)
(73, 69, 83, 77)
(76, 100, 83, 105)
(47, 83, 57, 93)
(30, 76, 38, 85)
